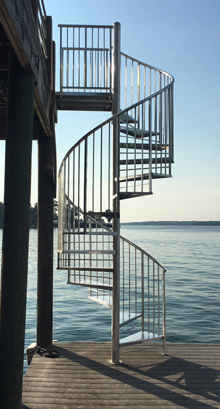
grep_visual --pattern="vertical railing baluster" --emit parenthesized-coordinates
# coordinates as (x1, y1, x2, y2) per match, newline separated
(148, 257, 150, 334)
(142, 253, 144, 333)
(122, 239, 124, 315)
(129, 244, 131, 315)
(141, 103, 144, 192)
(108, 122, 111, 210)
(66, 28, 69, 90)
(78, 27, 80, 90)
(153, 261, 155, 334)
(149, 99, 152, 193)
(84, 27, 87, 90)
(100, 127, 103, 212)
(92, 132, 95, 212)
(125, 57, 127, 108)
(134, 107, 137, 192)
(162, 269, 166, 354)
(97, 28, 99, 90)
(137, 63, 140, 127)
(131, 60, 133, 116)
(60, 27, 63, 91)
(72, 27, 75, 89)
(158, 265, 160, 336)
(135, 248, 137, 315)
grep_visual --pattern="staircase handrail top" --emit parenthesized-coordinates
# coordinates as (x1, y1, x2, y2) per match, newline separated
(121, 51, 174, 83)
(58, 84, 174, 175)
(120, 233, 166, 273)
(58, 24, 113, 29)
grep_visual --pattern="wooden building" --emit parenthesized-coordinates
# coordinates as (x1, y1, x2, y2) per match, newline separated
(0, 1, 56, 407)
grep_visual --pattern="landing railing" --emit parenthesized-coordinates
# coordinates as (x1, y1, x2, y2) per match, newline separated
(59, 25, 113, 92)
(31, 0, 48, 58)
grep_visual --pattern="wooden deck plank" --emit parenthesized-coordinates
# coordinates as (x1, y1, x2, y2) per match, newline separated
(22, 342, 220, 409)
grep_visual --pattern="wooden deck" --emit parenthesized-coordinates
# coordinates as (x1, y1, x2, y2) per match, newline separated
(22, 342, 220, 409)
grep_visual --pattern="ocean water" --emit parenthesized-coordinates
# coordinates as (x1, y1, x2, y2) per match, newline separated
(0, 225, 219, 375)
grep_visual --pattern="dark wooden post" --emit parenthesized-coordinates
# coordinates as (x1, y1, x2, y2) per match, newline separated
(0, 49, 34, 409)
(37, 15, 55, 348)
(37, 126, 54, 347)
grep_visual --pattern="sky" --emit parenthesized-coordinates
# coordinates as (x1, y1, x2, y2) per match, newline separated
(0, 0, 220, 222)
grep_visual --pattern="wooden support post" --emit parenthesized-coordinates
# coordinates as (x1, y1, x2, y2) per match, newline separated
(0, 49, 34, 409)
(37, 124, 54, 347)
(37, 13, 54, 349)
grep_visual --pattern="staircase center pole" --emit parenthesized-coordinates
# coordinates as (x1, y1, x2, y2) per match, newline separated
(111, 22, 121, 364)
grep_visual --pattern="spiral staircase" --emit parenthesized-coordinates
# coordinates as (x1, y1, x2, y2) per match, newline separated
(56, 23, 174, 363)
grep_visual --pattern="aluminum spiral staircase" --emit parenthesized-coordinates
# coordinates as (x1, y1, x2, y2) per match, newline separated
(57, 23, 174, 363)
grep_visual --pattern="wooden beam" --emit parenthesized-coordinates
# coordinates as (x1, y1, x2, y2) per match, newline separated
(0, 48, 35, 409)
(0, 0, 52, 135)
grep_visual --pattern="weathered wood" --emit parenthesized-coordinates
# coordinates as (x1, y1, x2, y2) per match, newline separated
(0, 0, 52, 135)
(22, 342, 220, 409)
(37, 122, 54, 347)
(0, 48, 35, 409)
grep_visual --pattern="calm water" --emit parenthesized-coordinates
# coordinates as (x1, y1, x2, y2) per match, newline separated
(0, 225, 219, 375)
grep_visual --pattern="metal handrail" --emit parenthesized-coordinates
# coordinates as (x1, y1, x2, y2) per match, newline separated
(58, 24, 174, 355)
(58, 83, 174, 175)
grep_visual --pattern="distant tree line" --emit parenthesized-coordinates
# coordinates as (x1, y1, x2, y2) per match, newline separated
(0, 200, 58, 229)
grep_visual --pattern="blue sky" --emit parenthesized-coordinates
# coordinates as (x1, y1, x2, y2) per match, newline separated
(1, 0, 219, 221)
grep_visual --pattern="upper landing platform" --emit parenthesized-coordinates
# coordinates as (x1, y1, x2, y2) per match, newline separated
(56, 92, 113, 111)
(56, 25, 114, 112)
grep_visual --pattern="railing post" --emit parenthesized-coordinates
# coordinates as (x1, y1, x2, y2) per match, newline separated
(111, 21, 121, 364)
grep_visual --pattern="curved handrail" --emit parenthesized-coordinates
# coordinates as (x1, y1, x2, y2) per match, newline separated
(59, 74, 174, 175)
(121, 51, 174, 81)
(58, 35, 173, 353)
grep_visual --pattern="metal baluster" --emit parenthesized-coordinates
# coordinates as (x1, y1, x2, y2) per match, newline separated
(135, 248, 137, 315)
(158, 265, 160, 336)
(162, 269, 166, 354)
(137, 63, 140, 127)
(67, 28, 69, 90)
(92, 132, 95, 212)
(78, 27, 80, 90)
(149, 99, 152, 193)
(125, 57, 127, 108)
(153, 261, 155, 335)
(100, 127, 103, 212)
(108, 122, 111, 210)
(142, 253, 144, 333)
(148, 257, 150, 334)
(97, 28, 99, 91)
(134, 107, 137, 192)
(73, 27, 75, 90)
(60, 27, 63, 91)
(131, 60, 133, 116)
(84, 27, 87, 90)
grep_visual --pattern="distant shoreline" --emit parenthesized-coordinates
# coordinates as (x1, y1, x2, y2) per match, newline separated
(121, 221, 220, 226)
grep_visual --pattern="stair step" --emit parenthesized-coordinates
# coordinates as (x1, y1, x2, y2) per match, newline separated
(120, 142, 166, 151)
(68, 276, 112, 290)
(120, 192, 152, 200)
(120, 330, 163, 346)
(119, 312, 142, 327)
(120, 157, 170, 166)
(119, 111, 137, 124)
(89, 293, 112, 308)
(120, 126, 159, 138)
